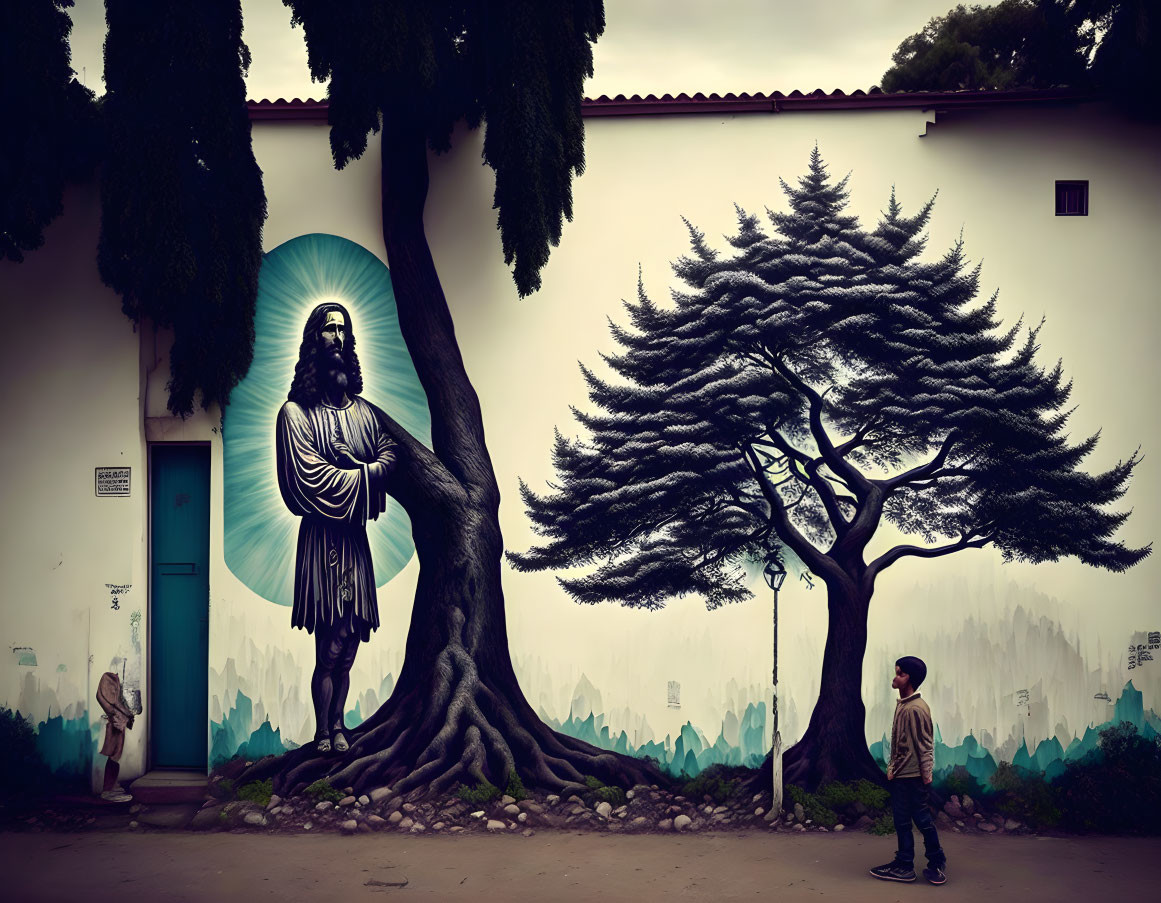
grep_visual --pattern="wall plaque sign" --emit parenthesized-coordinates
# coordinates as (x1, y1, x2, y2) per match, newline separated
(95, 467, 131, 497)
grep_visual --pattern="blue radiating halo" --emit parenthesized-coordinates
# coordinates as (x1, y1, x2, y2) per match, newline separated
(223, 233, 431, 605)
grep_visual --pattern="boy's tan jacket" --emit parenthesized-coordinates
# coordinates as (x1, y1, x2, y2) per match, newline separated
(887, 692, 934, 782)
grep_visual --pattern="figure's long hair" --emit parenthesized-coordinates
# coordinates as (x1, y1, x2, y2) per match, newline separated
(288, 301, 364, 406)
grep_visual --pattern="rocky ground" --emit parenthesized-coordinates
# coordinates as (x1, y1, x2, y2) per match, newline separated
(5, 780, 1031, 840)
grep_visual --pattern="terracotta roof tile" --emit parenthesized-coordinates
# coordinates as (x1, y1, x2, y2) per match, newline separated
(248, 87, 1097, 120)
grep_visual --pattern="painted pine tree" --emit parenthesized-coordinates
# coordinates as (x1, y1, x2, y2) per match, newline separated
(512, 148, 1151, 789)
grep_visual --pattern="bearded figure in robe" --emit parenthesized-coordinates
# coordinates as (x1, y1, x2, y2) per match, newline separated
(277, 301, 396, 754)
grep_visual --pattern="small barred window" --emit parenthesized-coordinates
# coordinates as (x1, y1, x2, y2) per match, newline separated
(1055, 180, 1089, 216)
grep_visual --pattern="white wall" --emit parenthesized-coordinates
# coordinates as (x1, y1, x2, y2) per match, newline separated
(0, 182, 150, 788)
(2, 98, 1157, 786)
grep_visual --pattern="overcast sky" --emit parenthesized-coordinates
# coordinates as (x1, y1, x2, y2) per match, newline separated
(67, 0, 977, 100)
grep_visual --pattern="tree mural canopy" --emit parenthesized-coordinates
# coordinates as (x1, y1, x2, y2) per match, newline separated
(513, 147, 1150, 788)
(285, 0, 602, 297)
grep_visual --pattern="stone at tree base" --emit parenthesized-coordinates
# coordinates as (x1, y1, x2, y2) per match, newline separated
(339, 796, 356, 807)
(518, 800, 544, 813)
(243, 811, 267, 827)
(486, 819, 506, 832)
(630, 817, 650, 829)
(595, 802, 613, 818)
(944, 798, 965, 819)
(137, 805, 200, 829)
(189, 805, 224, 831)
(501, 795, 516, 805)
(674, 815, 692, 831)
(367, 815, 386, 829)
(754, 807, 764, 817)
(266, 794, 281, 810)
(1005, 819, 1022, 832)
(315, 801, 333, 812)
(387, 811, 403, 825)
(340, 820, 358, 834)
(504, 804, 521, 816)
(399, 817, 414, 829)
(370, 786, 393, 803)
(961, 795, 976, 815)
(658, 818, 674, 831)
(979, 822, 997, 832)
(546, 795, 560, 805)
(834, 824, 845, 832)
(522, 828, 534, 837)
(794, 803, 805, 822)
(358, 795, 370, 806)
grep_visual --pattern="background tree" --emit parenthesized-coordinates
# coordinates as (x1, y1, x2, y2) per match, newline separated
(881, 0, 1161, 113)
(512, 148, 1150, 790)
(239, 0, 663, 798)
(97, 1, 267, 416)
(1, 0, 96, 262)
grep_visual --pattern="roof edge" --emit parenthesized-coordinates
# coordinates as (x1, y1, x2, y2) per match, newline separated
(248, 87, 1100, 121)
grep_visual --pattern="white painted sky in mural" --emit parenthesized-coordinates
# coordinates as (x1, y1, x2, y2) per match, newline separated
(67, 0, 982, 99)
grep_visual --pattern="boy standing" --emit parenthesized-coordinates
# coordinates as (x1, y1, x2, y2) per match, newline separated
(870, 655, 947, 885)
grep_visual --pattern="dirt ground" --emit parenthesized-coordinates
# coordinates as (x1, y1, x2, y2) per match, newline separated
(3, 828, 1158, 902)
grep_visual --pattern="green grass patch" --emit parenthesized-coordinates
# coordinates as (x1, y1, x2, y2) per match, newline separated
(680, 764, 750, 803)
(457, 780, 501, 805)
(869, 811, 895, 835)
(583, 775, 626, 808)
(303, 779, 343, 803)
(505, 771, 528, 802)
(236, 778, 274, 807)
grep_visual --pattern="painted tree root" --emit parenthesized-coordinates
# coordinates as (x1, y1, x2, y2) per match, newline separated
(238, 637, 664, 800)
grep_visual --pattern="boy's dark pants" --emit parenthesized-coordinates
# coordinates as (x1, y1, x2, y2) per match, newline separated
(890, 777, 946, 869)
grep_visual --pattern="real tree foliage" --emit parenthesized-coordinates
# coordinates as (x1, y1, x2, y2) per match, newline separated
(235, 1, 664, 799)
(513, 148, 1150, 788)
(97, 2, 266, 416)
(881, 0, 1160, 105)
(1, 0, 96, 262)
(284, 0, 600, 297)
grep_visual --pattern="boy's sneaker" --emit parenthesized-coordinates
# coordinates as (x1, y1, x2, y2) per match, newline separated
(869, 861, 916, 882)
(923, 866, 947, 885)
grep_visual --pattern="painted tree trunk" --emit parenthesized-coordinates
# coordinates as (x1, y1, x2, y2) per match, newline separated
(753, 576, 886, 794)
(245, 117, 664, 798)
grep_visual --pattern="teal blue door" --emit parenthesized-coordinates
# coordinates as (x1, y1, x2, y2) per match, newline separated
(150, 444, 210, 768)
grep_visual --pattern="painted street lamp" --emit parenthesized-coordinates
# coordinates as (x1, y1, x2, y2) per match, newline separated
(764, 558, 787, 816)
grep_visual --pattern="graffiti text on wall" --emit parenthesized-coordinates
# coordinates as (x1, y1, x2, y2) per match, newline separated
(1128, 631, 1161, 669)
(106, 584, 131, 611)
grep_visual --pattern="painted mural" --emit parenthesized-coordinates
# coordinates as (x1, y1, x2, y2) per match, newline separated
(511, 147, 1151, 791)
(196, 157, 1159, 807)
(217, 233, 430, 763)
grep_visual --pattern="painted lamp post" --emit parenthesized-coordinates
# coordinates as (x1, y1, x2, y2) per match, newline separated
(764, 558, 788, 816)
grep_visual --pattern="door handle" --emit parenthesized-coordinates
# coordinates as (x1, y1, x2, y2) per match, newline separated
(157, 562, 197, 576)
